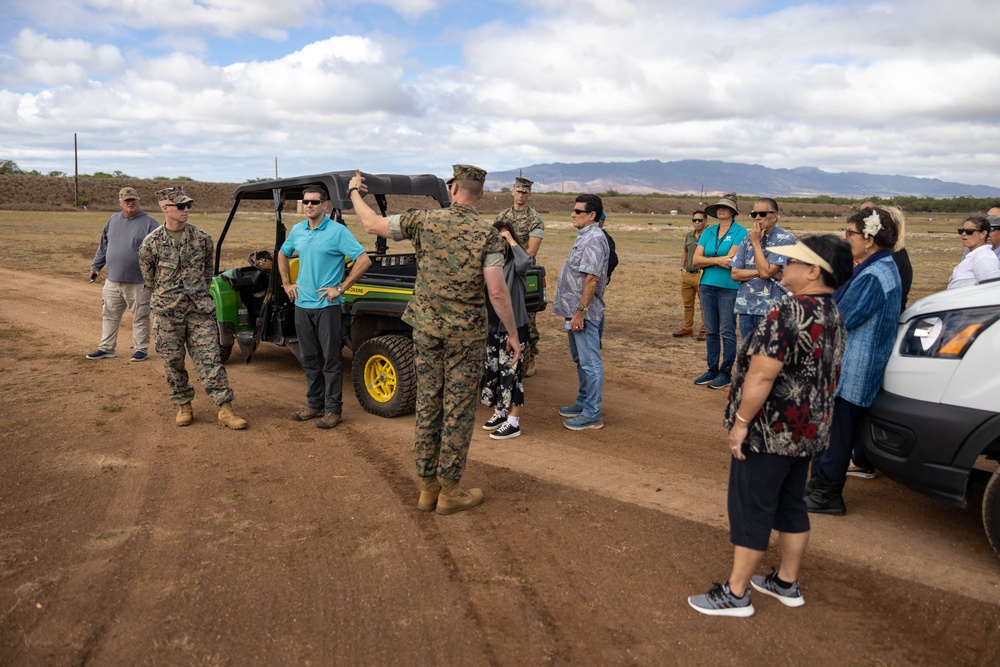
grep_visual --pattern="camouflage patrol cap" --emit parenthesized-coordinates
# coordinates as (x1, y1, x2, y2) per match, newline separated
(513, 177, 533, 193)
(446, 164, 487, 185)
(119, 187, 139, 201)
(156, 185, 194, 204)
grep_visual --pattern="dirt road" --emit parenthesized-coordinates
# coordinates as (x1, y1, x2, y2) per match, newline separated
(1, 268, 998, 666)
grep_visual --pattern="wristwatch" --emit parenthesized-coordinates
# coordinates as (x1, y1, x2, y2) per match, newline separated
(576, 304, 589, 312)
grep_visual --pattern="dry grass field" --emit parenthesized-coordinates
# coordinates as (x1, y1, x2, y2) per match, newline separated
(0, 205, 966, 313)
(3, 204, 999, 665)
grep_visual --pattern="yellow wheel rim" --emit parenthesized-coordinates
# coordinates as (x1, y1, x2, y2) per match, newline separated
(364, 353, 397, 403)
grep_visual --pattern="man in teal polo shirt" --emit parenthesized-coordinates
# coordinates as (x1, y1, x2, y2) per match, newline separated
(278, 186, 372, 428)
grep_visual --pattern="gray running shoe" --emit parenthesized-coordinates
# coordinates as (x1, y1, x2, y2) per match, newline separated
(750, 570, 805, 607)
(688, 582, 754, 617)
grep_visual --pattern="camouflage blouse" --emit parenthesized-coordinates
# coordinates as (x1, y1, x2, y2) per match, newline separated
(493, 205, 544, 250)
(389, 203, 505, 340)
(138, 224, 216, 316)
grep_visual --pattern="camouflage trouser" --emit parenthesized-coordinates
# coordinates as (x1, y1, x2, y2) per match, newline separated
(528, 311, 540, 357)
(153, 309, 235, 406)
(411, 328, 485, 481)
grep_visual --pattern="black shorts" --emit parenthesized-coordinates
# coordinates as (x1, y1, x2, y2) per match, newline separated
(728, 450, 811, 551)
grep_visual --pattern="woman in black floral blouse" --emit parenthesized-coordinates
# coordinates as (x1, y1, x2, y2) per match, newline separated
(688, 235, 853, 617)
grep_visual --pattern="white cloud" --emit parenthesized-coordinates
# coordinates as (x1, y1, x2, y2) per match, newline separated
(2, 0, 1000, 188)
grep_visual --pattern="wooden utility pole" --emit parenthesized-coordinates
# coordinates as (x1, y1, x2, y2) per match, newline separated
(74, 133, 79, 207)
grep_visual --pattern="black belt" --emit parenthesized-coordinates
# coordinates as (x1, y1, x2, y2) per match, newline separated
(685, 269, 699, 274)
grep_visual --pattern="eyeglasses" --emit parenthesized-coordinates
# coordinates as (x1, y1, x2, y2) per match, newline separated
(958, 228, 983, 235)
(302, 199, 325, 206)
(692, 218, 706, 223)
(571, 208, 590, 216)
(844, 228, 861, 236)
(749, 210, 776, 219)
(166, 202, 193, 210)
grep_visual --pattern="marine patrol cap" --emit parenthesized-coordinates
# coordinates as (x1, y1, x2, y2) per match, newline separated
(156, 185, 194, 204)
(446, 164, 487, 185)
(119, 187, 139, 201)
(513, 177, 533, 193)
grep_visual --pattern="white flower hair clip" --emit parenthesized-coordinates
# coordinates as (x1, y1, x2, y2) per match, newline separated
(862, 211, 882, 239)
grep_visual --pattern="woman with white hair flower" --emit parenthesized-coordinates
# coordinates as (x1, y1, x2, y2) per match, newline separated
(804, 207, 901, 515)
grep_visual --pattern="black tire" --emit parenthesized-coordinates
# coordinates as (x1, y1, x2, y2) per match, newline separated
(983, 469, 1000, 560)
(352, 334, 416, 418)
(219, 343, 233, 364)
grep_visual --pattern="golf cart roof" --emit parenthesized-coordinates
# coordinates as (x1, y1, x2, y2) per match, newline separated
(230, 170, 451, 210)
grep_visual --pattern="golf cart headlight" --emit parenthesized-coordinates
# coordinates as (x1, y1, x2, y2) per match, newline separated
(899, 306, 1000, 358)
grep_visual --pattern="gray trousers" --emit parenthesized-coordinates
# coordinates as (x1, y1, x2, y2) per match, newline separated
(294, 305, 344, 414)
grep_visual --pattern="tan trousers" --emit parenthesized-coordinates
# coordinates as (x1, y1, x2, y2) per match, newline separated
(681, 270, 704, 332)
(99, 281, 151, 353)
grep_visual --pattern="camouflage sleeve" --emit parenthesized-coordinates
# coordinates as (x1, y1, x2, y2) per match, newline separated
(138, 236, 155, 288)
(387, 214, 404, 242)
(392, 209, 421, 243)
(527, 210, 545, 236)
(493, 208, 510, 225)
(484, 227, 506, 266)
(203, 232, 215, 284)
(484, 252, 505, 268)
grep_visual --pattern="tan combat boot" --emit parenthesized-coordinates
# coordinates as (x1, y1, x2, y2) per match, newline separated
(435, 477, 484, 515)
(417, 476, 441, 512)
(176, 402, 193, 427)
(217, 402, 248, 430)
(524, 350, 537, 377)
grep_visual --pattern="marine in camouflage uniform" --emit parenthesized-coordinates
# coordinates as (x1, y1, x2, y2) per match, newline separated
(138, 186, 247, 429)
(349, 166, 520, 514)
(494, 176, 544, 372)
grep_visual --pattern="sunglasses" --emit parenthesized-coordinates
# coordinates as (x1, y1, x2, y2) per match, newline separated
(749, 210, 776, 219)
(958, 228, 984, 235)
(302, 199, 325, 206)
(166, 202, 193, 210)
(571, 208, 590, 216)
(844, 228, 862, 236)
(692, 218, 706, 223)
(786, 258, 813, 266)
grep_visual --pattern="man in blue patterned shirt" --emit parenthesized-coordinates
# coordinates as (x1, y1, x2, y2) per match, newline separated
(731, 198, 796, 339)
(552, 194, 609, 431)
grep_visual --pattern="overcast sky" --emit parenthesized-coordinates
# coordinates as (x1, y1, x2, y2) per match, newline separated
(2, 0, 999, 188)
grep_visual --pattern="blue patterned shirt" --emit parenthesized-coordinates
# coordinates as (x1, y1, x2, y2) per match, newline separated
(733, 225, 796, 315)
(553, 223, 609, 322)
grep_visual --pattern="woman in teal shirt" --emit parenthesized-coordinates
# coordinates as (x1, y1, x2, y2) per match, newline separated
(692, 193, 748, 390)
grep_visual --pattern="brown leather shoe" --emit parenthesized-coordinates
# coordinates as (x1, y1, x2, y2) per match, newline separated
(290, 406, 322, 421)
(672, 329, 693, 338)
(697, 330, 707, 341)
(316, 412, 342, 429)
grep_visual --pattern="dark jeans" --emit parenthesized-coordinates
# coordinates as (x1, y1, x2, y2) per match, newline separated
(811, 396, 865, 482)
(700, 284, 738, 377)
(294, 305, 344, 413)
(738, 313, 764, 340)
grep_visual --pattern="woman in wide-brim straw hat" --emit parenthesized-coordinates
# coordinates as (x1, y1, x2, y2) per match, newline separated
(691, 193, 747, 391)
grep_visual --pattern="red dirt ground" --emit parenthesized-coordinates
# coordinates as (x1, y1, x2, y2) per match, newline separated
(1, 268, 999, 666)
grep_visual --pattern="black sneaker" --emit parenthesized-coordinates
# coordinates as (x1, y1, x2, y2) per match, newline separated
(490, 422, 521, 440)
(86, 349, 116, 360)
(483, 411, 506, 431)
(750, 570, 804, 607)
(130, 350, 147, 362)
(687, 582, 754, 617)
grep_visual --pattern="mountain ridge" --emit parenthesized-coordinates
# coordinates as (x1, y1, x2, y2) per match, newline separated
(486, 159, 1000, 198)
